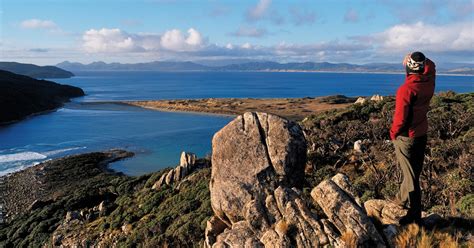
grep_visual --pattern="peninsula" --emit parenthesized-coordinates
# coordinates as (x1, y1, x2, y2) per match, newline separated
(0, 70, 84, 124)
(124, 95, 356, 121)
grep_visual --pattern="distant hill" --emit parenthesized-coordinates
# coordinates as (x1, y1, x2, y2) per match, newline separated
(216, 61, 399, 72)
(0, 62, 74, 78)
(56, 60, 474, 75)
(217, 61, 474, 74)
(0, 70, 84, 124)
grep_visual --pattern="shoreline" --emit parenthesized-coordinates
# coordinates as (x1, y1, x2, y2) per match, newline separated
(68, 70, 474, 76)
(0, 104, 66, 126)
(124, 103, 238, 118)
(0, 150, 133, 222)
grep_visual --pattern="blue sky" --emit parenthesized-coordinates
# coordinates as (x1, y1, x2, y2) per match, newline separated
(1, 0, 473, 65)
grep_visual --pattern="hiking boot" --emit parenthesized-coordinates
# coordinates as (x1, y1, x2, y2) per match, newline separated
(399, 212, 422, 226)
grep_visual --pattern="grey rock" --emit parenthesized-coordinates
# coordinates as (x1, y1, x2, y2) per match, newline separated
(331, 173, 362, 208)
(165, 169, 175, 185)
(180, 151, 197, 168)
(311, 176, 385, 247)
(152, 174, 166, 190)
(175, 166, 183, 181)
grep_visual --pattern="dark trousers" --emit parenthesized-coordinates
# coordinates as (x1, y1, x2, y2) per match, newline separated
(393, 135, 427, 220)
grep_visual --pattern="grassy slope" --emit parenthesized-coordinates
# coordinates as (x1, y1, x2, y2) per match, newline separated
(302, 91, 473, 218)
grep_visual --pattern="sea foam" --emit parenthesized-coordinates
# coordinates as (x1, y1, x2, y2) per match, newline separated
(0, 152, 47, 163)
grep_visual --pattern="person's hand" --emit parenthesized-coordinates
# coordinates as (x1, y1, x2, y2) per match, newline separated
(402, 53, 411, 66)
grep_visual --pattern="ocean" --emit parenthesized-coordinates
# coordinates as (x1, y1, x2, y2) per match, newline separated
(0, 71, 472, 176)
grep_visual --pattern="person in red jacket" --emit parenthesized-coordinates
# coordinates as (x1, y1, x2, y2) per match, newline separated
(390, 51, 435, 225)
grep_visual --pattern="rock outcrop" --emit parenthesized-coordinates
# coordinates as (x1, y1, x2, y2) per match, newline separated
(206, 112, 392, 248)
(370, 94, 384, 102)
(152, 151, 200, 189)
(210, 112, 307, 226)
(354, 95, 384, 105)
(355, 97, 367, 104)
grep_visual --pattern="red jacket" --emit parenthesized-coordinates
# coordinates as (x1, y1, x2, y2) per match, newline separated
(390, 59, 436, 140)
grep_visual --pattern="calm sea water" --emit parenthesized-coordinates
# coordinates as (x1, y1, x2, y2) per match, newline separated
(0, 71, 472, 176)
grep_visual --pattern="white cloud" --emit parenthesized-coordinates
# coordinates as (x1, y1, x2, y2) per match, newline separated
(20, 19, 58, 30)
(83, 28, 140, 53)
(247, 0, 272, 21)
(185, 28, 204, 47)
(160, 29, 186, 51)
(160, 28, 204, 51)
(82, 27, 205, 53)
(375, 21, 473, 52)
(241, 42, 252, 49)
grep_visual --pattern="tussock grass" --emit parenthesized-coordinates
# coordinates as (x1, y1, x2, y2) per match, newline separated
(395, 224, 464, 248)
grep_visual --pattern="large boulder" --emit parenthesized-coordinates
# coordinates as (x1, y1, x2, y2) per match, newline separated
(210, 112, 306, 225)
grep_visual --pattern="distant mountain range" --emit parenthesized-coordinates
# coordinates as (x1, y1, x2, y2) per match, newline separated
(0, 62, 74, 78)
(57, 60, 474, 75)
(56, 61, 208, 72)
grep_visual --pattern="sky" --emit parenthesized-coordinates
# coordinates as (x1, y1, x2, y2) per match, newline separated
(1, 0, 473, 65)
